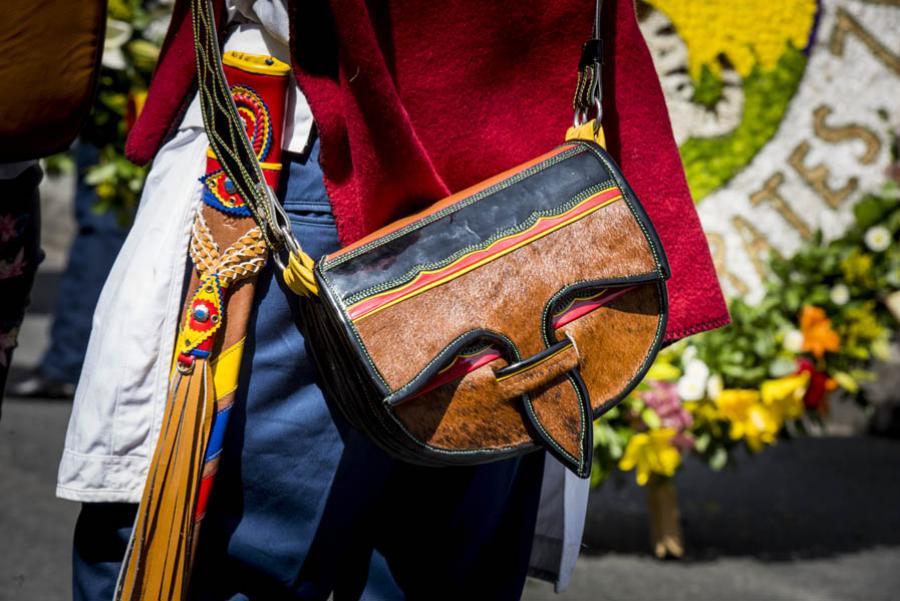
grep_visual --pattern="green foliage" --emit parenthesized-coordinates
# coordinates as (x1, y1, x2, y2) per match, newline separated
(681, 45, 808, 201)
(691, 64, 725, 110)
(46, 1, 171, 223)
(594, 179, 899, 487)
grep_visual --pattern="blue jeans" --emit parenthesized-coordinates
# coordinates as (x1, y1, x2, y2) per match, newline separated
(41, 144, 130, 384)
(73, 141, 544, 600)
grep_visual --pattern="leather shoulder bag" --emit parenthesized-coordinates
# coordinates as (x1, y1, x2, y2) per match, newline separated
(193, 0, 670, 478)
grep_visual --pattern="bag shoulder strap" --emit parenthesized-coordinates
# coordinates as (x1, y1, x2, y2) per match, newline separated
(191, 0, 319, 294)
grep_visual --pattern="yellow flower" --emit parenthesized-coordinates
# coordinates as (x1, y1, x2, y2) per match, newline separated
(715, 389, 781, 452)
(839, 302, 886, 360)
(685, 398, 726, 438)
(760, 373, 809, 421)
(840, 250, 875, 287)
(618, 429, 682, 486)
(646, 0, 817, 79)
(646, 359, 681, 381)
(685, 399, 717, 422)
(96, 182, 116, 200)
(799, 306, 840, 359)
(129, 90, 148, 119)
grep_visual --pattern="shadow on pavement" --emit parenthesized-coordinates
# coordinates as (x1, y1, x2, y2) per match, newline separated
(582, 436, 900, 561)
(26, 270, 62, 315)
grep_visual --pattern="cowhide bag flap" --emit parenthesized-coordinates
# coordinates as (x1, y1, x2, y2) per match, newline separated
(299, 140, 670, 477)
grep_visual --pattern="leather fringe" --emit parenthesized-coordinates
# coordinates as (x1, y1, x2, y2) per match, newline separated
(115, 360, 215, 601)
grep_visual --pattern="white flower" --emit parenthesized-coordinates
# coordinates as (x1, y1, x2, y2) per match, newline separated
(830, 284, 850, 306)
(684, 358, 710, 382)
(681, 345, 698, 364)
(143, 15, 172, 45)
(769, 357, 797, 378)
(864, 225, 892, 253)
(102, 19, 133, 70)
(677, 373, 706, 401)
(783, 329, 805, 353)
(706, 373, 723, 401)
(679, 358, 710, 402)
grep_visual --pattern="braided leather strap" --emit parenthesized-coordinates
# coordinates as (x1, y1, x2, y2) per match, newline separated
(191, 0, 318, 295)
(191, 0, 282, 249)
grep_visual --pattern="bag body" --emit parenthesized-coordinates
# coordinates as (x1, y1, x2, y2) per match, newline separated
(302, 140, 670, 477)
(187, 0, 671, 479)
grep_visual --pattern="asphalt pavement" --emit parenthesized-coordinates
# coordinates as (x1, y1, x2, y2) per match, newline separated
(5, 392, 900, 601)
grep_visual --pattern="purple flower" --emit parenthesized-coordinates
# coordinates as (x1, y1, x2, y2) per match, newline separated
(640, 380, 694, 432)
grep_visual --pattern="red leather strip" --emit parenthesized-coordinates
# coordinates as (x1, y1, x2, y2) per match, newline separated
(551, 286, 635, 329)
(347, 187, 622, 321)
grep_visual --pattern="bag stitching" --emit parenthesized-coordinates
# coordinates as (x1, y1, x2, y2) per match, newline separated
(321, 146, 585, 269)
(341, 180, 618, 305)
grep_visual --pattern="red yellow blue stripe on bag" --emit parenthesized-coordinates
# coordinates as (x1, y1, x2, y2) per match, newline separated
(346, 185, 623, 322)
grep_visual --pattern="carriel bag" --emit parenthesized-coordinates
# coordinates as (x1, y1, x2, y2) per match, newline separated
(194, 0, 670, 478)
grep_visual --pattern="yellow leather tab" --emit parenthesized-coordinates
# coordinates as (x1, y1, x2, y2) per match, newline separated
(211, 338, 245, 400)
(565, 119, 606, 149)
(282, 250, 319, 297)
(223, 50, 290, 76)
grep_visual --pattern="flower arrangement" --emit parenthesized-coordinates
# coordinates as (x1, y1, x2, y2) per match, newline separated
(593, 175, 900, 488)
(45, 0, 173, 222)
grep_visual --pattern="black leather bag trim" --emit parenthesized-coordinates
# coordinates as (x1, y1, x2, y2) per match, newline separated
(522, 370, 594, 478)
(541, 277, 670, 419)
(385, 329, 520, 406)
(321, 149, 615, 302)
(305, 141, 672, 470)
(321, 145, 586, 270)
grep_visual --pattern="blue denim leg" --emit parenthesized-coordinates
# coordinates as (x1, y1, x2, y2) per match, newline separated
(72, 503, 137, 601)
(189, 141, 402, 601)
(190, 140, 545, 600)
(71, 140, 545, 601)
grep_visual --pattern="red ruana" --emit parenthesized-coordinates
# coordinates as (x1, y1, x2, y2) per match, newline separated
(126, 0, 729, 342)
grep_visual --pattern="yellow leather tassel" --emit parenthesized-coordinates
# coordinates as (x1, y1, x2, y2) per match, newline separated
(566, 119, 607, 149)
(115, 360, 215, 601)
(282, 249, 319, 297)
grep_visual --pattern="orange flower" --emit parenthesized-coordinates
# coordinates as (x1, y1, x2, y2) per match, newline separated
(799, 306, 840, 359)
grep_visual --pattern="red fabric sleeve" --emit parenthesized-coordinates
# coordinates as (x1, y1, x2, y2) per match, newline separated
(127, 0, 729, 341)
(290, 0, 729, 341)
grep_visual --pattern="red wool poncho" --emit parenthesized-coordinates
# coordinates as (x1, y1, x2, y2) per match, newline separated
(126, 0, 729, 341)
